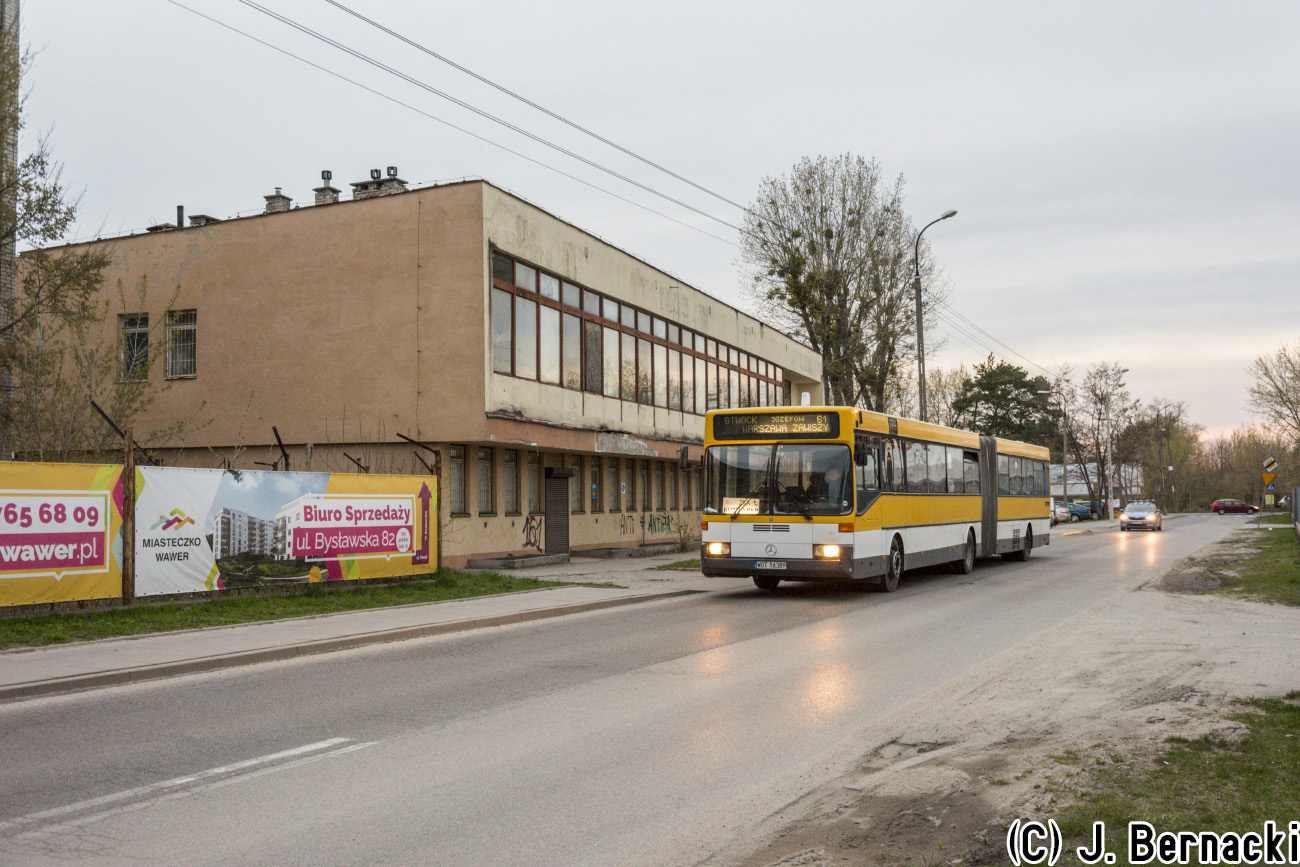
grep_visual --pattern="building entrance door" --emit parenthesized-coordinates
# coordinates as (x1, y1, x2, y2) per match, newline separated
(543, 467, 574, 555)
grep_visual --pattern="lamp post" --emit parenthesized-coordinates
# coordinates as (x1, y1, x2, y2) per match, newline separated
(1103, 368, 1129, 519)
(913, 209, 957, 423)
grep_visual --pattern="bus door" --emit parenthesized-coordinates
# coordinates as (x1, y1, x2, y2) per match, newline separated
(854, 434, 882, 516)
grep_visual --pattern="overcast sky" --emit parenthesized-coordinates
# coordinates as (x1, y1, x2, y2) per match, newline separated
(20, 1, 1300, 435)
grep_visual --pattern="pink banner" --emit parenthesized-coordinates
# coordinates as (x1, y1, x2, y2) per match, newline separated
(292, 525, 413, 559)
(0, 531, 104, 572)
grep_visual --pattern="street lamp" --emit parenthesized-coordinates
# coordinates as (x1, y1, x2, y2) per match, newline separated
(914, 209, 957, 423)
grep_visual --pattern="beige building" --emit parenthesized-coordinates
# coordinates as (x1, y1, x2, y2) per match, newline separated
(54, 172, 822, 567)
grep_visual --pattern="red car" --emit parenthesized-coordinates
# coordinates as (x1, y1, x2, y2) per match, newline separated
(1210, 499, 1259, 515)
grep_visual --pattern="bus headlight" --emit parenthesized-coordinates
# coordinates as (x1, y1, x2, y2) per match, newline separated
(706, 542, 730, 557)
(814, 544, 842, 559)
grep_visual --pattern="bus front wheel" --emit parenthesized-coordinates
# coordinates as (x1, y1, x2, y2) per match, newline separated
(753, 576, 781, 591)
(878, 536, 903, 592)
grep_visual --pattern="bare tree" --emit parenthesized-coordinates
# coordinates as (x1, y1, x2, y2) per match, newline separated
(740, 154, 948, 410)
(1073, 363, 1137, 518)
(1246, 338, 1300, 444)
(890, 363, 969, 426)
(0, 17, 111, 454)
(7, 277, 207, 462)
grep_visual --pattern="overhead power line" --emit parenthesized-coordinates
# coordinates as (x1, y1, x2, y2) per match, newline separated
(233, 0, 744, 234)
(176, 3, 1057, 384)
(164, 0, 737, 246)
(323, 0, 749, 213)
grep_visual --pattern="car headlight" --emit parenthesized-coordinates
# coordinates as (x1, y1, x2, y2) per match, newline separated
(814, 544, 843, 559)
(1118, 513, 1127, 521)
(1146, 514, 1157, 521)
(706, 542, 730, 557)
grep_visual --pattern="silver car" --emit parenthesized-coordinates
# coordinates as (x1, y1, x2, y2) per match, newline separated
(1119, 501, 1163, 531)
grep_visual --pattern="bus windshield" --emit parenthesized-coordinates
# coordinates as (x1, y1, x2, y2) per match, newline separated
(704, 443, 852, 517)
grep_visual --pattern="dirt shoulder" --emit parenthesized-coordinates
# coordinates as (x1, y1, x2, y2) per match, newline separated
(710, 527, 1300, 867)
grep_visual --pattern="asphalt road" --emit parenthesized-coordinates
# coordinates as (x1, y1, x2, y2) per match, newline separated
(0, 513, 1248, 867)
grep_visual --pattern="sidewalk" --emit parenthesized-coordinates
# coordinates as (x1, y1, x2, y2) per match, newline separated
(0, 552, 712, 703)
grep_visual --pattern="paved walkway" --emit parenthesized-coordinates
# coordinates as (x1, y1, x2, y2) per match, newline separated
(0, 552, 712, 703)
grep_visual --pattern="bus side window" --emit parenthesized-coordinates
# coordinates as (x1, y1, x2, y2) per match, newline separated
(963, 451, 980, 494)
(883, 437, 904, 492)
(947, 446, 964, 494)
(997, 454, 1010, 495)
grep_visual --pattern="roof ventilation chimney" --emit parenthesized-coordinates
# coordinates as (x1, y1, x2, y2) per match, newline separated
(264, 187, 292, 214)
(314, 169, 340, 206)
(188, 214, 221, 227)
(351, 166, 407, 200)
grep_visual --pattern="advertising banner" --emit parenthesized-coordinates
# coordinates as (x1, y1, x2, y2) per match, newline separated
(135, 467, 436, 596)
(0, 461, 124, 607)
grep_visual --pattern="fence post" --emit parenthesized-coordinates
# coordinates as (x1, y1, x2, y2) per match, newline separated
(435, 449, 443, 573)
(122, 432, 136, 602)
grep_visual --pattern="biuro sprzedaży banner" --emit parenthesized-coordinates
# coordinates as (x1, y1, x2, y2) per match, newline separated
(0, 461, 124, 607)
(134, 467, 437, 596)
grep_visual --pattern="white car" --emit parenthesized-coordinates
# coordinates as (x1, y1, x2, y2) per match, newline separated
(1051, 501, 1071, 525)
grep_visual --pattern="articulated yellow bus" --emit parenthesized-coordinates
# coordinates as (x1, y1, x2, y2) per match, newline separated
(700, 406, 1052, 591)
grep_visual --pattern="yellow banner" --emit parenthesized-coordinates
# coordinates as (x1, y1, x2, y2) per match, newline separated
(0, 461, 124, 607)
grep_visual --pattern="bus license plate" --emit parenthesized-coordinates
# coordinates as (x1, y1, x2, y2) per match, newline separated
(755, 560, 788, 570)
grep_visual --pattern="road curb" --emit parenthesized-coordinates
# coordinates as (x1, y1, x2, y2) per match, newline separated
(0, 589, 699, 703)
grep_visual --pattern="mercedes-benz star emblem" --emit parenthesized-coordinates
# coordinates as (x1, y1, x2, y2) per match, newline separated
(765, 544, 777, 556)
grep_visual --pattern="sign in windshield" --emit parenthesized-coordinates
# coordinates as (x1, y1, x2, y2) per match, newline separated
(712, 412, 840, 441)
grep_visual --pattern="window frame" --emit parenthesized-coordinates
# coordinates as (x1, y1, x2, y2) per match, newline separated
(120, 313, 149, 381)
(165, 309, 198, 379)
(477, 447, 495, 515)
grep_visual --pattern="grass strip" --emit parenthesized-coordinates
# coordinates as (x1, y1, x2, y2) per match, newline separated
(1052, 693, 1300, 865)
(654, 558, 702, 571)
(1211, 520, 1300, 606)
(0, 570, 565, 650)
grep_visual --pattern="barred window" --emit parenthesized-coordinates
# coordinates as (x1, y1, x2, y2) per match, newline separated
(121, 314, 148, 380)
(166, 310, 197, 377)
(609, 457, 621, 512)
(449, 446, 467, 514)
(591, 459, 602, 511)
(504, 450, 520, 514)
(478, 448, 495, 514)
(527, 453, 542, 513)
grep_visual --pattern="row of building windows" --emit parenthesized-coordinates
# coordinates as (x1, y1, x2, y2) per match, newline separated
(446, 445, 703, 517)
(490, 252, 787, 412)
(119, 310, 199, 379)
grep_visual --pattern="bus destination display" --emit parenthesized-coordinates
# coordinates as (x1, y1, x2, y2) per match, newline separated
(712, 412, 840, 441)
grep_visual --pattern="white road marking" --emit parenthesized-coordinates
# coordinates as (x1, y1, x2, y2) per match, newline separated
(0, 737, 354, 833)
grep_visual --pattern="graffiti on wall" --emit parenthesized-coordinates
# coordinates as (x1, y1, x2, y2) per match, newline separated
(522, 514, 544, 552)
(617, 514, 638, 535)
(644, 511, 672, 536)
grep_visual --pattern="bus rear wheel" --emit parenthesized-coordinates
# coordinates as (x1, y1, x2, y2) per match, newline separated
(1005, 528, 1033, 562)
(878, 536, 903, 592)
(950, 530, 977, 574)
(753, 576, 781, 591)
